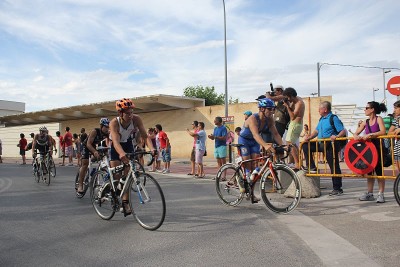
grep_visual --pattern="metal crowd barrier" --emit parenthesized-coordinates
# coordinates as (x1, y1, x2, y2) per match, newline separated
(299, 135, 398, 179)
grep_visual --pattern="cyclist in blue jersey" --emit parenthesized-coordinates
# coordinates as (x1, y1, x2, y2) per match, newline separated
(238, 98, 283, 172)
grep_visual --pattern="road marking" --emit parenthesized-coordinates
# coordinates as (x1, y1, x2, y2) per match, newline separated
(361, 211, 400, 222)
(0, 178, 13, 193)
(278, 211, 380, 267)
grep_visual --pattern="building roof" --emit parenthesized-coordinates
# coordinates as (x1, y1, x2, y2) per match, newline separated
(0, 94, 205, 127)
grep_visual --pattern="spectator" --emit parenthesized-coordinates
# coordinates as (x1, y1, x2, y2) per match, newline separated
(155, 124, 171, 174)
(25, 132, 35, 152)
(18, 133, 27, 164)
(282, 87, 305, 170)
(388, 101, 400, 174)
(56, 131, 65, 166)
(186, 121, 199, 176)
(243, 111, 252, 120)
(208, 116, 228, 172)
(383, 113, 394, 133)
(354, 101, 387, 203)
(0, 137, 2, 163)
(146, 128, 157, 172)
(187, 122, 207, 178)
(265, 85, 290, 137)
(64, 127, 74, 166)
(73, 133, 82, 167)
(80, 128, 88, 143)
(302, 101, 346, 196)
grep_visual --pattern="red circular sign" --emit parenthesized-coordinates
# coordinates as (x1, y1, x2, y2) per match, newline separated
(344, 140, 378, 174)
(387, 76, 400, 96)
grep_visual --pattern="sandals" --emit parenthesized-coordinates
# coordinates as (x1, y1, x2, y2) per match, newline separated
(187, 173, 194, 175)
(121, 200, 132, 217)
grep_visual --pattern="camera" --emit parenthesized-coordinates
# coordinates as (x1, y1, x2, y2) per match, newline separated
(267, 82, 276, 96)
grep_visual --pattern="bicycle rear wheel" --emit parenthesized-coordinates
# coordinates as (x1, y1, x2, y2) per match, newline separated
(129, 173, 165, 231)
(394, 173, 400, 206)
(260, 163, 301, 213)
(90, 170, 115, 220)
(215, 163, 244, 207)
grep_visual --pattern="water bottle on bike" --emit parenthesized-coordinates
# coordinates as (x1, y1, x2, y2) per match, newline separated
(250, 167, 260, 181)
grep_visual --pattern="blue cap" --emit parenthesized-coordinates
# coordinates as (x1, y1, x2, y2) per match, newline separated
(243, 111, 252, 116)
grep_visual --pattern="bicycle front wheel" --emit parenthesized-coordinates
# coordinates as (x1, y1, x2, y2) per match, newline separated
(215, 163, 244, 207)
(260, 164, 301, 213)
(48, 157, 56, 177)
(90, 171, 115, 220)
(129, 173, 166, 231)
(394, 173, 400, 206)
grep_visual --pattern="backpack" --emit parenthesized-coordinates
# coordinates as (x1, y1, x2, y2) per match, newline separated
(366, 119, 392, 167)
(320, 114, 348, 149)
(274, 101, 290, 129)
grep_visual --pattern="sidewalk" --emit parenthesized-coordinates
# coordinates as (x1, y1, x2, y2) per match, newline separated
(0, 156, 221, 179)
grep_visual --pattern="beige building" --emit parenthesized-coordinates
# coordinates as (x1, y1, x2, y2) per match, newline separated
(0, 94, 331, 158)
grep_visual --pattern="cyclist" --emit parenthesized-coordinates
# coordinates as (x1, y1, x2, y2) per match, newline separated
(238, 97, 284, 174)
(31, 126, 57, 171)
(109, 98, 156, 216)
(76, 118, 110, 198)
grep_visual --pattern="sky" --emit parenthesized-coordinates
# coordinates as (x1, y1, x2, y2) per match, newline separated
(1, 0, 400, 124)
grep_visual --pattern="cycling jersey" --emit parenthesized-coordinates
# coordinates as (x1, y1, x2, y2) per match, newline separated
(82, 128, 109, 159)
(35, 135, 51, 154)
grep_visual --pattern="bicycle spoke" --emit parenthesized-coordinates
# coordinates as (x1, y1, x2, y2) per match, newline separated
(215, 163, 244, 207)
(90, 171, 115, 220)
(130, 173, 165, 231)
(260, 164, 301, 213)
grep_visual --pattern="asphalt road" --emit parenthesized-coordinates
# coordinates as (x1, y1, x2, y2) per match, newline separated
(1, 163, 400, 266)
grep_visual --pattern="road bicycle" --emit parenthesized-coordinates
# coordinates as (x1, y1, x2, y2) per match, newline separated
(215, 144, 302, 214)
(393, 173, 400, 206)
(74, 146, 110, 198)
(33, 149, 56, 186)
(90, 150, 166, 231)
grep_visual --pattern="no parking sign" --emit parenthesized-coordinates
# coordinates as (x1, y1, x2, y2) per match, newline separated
(344, 140, 378, 174)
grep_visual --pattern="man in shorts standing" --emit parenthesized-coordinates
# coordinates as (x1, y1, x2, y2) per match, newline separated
(186, 120, 199, 175)
(155, 124, 171, 174)
(283, 87, 305, 170)
(64, 127, 74, 166)
(208, 116, 228, 170)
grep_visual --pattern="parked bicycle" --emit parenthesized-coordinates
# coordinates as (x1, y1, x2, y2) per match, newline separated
(90, 150, 166, 231)
(215, 144, 302, 214)
(33, 149, 56, 186)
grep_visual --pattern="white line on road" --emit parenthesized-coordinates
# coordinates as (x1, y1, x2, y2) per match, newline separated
(278, 211, 381, 267)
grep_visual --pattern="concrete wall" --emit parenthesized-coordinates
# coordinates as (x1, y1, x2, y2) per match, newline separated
(0, 100, 25, 117)
(0, 96, 331, 158)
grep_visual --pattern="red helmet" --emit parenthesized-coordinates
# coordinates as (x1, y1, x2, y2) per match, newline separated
(116, 98, 134, 112)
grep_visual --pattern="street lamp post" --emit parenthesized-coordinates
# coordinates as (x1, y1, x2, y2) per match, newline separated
(222, 0, 228, 117)
(317, 62, 400, 102)
(383, 69, 391, 103)
(373, 88, 379, 101)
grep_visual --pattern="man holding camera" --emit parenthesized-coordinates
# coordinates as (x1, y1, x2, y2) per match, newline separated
(265, 85, 290, 137)
(282, 87, 305, 170)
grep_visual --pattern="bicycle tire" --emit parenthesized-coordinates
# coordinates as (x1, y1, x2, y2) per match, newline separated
(38, 161, 45, 184)
(394, 173, 400, 206)
(48, 157, 56, 177)
(75, 169, 90, 196)
(33, 163, 40, 183)
(44, 166, 51, 186)
(90, 170, 115, 220)
(129, 173, 166, 231)
(215, 163, 244, 207)
(260, 163, 301, 213)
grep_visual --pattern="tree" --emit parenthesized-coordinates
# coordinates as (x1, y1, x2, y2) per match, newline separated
(183, 86, 239, 106)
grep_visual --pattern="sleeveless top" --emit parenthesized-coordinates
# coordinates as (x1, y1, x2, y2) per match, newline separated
(365, 118, 380, 134)
(240, 113, 269, 139)
(36, 134, 50, 147)
(83, 128, 108, 147)
(109, 117, 137, 143)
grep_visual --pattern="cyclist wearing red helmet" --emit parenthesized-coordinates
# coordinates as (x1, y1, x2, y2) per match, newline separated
(109, 98, 156, 216)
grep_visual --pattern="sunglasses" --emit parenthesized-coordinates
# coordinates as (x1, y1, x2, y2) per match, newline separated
(365, 107, 373, 110)
(266, 107, 275, 111)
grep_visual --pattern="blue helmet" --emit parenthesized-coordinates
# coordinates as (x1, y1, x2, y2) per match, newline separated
(258, 98, 275, 108)
(99, 118, 110, 127)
